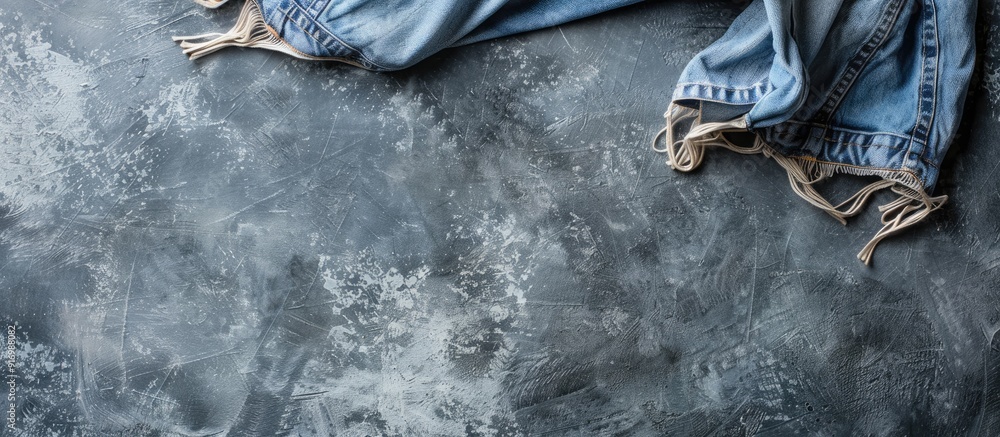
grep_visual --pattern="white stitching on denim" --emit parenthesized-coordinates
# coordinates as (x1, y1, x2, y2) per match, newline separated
(812, 0, 906, 123)
(775, 120, 916, 144)
(282, 0, 387, 70)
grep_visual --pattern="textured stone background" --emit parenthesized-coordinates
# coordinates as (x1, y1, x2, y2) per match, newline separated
(2, 0, 1000, 435)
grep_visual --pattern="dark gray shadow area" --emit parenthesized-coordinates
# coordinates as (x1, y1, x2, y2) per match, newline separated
(1, 0, 999, 435)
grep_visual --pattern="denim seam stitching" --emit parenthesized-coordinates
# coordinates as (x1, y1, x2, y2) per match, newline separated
(778, 120, 915, 142)
(672, 97, 759, 105)
(811, 137, 904, 151)
(301, 0, 319, 13)
(809, 160, 915, 176)
(273, 4, 335, 54)
(307, 0, 332, 15)
(811, 0, 906, 123)
(674, 82, 768, 92)
(785, 156, 921, 181)
(905, 0, 939, 173)
(284, 1, 388, 70)
(282, 5, 352, 61)
(284, 7, 331, 52)
(920, 0, 940, 163)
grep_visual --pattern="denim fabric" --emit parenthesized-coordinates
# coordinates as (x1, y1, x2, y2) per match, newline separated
(673, 0, 975, 194)
(258, 0, 641, 71)
(176, 0, 975, 263)
(661, 0, 974, 263)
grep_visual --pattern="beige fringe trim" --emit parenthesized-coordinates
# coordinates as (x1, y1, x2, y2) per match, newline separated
(173, 0, 321, 61)
(652, 103, 947, 266)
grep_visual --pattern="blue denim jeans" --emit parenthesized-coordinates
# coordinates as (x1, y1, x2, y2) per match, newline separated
(655, 0, 975, 264)
(175, 0, 975, 264)
(177, 0, 642, 69)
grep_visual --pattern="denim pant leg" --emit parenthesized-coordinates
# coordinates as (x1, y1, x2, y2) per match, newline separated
(453, 0, 644, 46)
(656, 0, 975, 264)
(176, 0, 642, 70)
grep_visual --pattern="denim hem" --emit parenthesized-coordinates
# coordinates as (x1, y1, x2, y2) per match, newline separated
(672, 82, 769, 107)
(668, 86, 939, 190)
(653, 101, 949, 265)
(760, 121, 937, 190)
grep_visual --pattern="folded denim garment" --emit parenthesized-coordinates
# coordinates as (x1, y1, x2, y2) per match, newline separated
(175, 0, 975, 264)
(654, 0, 974, 264)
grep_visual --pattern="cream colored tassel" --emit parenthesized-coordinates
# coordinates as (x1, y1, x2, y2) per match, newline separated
(652, 104, 751, 172)
(653, 102, 947, 265)
(173, 0, 318, 61)
(857, 189, 947, 265)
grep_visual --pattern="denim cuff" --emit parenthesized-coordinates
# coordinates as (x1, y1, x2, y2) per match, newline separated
(760, 121, 937, 191)
(672, 82, 769, 107)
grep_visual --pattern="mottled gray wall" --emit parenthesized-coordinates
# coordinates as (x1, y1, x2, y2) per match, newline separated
(1, 0, 1000, 435)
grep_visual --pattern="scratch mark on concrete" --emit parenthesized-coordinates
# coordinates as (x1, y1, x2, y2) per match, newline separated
(207, 188, 289, 225)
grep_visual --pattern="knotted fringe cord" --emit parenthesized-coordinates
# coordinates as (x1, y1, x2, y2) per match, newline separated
(173, 0, 318, 61)
(652, 103, 948, 265)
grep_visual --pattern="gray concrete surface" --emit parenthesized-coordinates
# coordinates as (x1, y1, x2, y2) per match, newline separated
(2, 0, 1000, 435)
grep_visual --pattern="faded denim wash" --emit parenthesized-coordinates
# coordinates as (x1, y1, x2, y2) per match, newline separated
(175, 0, 976, 264)
(177, 0, 641, 69)
(657, 0, 975, 263)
